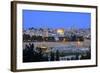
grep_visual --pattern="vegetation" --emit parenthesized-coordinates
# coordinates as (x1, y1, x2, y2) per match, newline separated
(23, 34, 84, 42)
(23, 44, 91, 62)
(23, 43, 61, 62)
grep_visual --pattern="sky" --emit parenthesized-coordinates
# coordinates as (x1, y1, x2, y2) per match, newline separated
(23, 10, 91, 29)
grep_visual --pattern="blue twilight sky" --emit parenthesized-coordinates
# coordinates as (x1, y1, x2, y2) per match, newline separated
(23, 10, 91, 29)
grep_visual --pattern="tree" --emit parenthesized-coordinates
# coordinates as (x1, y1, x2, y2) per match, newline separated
(50, 51, 55, 61)
(31, 35, 37, 42)
(23, 43, 49, 62)
(77, 36, 84, 41)
(55, 50, 60, 61)
(23, 43, 39, 62)
(70, 34, 77, 41)
(23, 44, 34, 62)
(23, 34, 31, 41)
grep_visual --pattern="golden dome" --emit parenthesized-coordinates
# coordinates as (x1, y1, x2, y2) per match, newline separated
(57, 29, 64, 35)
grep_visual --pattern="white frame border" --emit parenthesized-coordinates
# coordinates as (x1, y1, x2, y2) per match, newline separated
(16, 3, 97, 70)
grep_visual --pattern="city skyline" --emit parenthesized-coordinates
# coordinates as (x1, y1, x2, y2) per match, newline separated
(23, 10, 91, 29)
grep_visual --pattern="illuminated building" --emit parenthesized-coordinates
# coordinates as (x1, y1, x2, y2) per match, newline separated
(56, 29, 64, 36)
